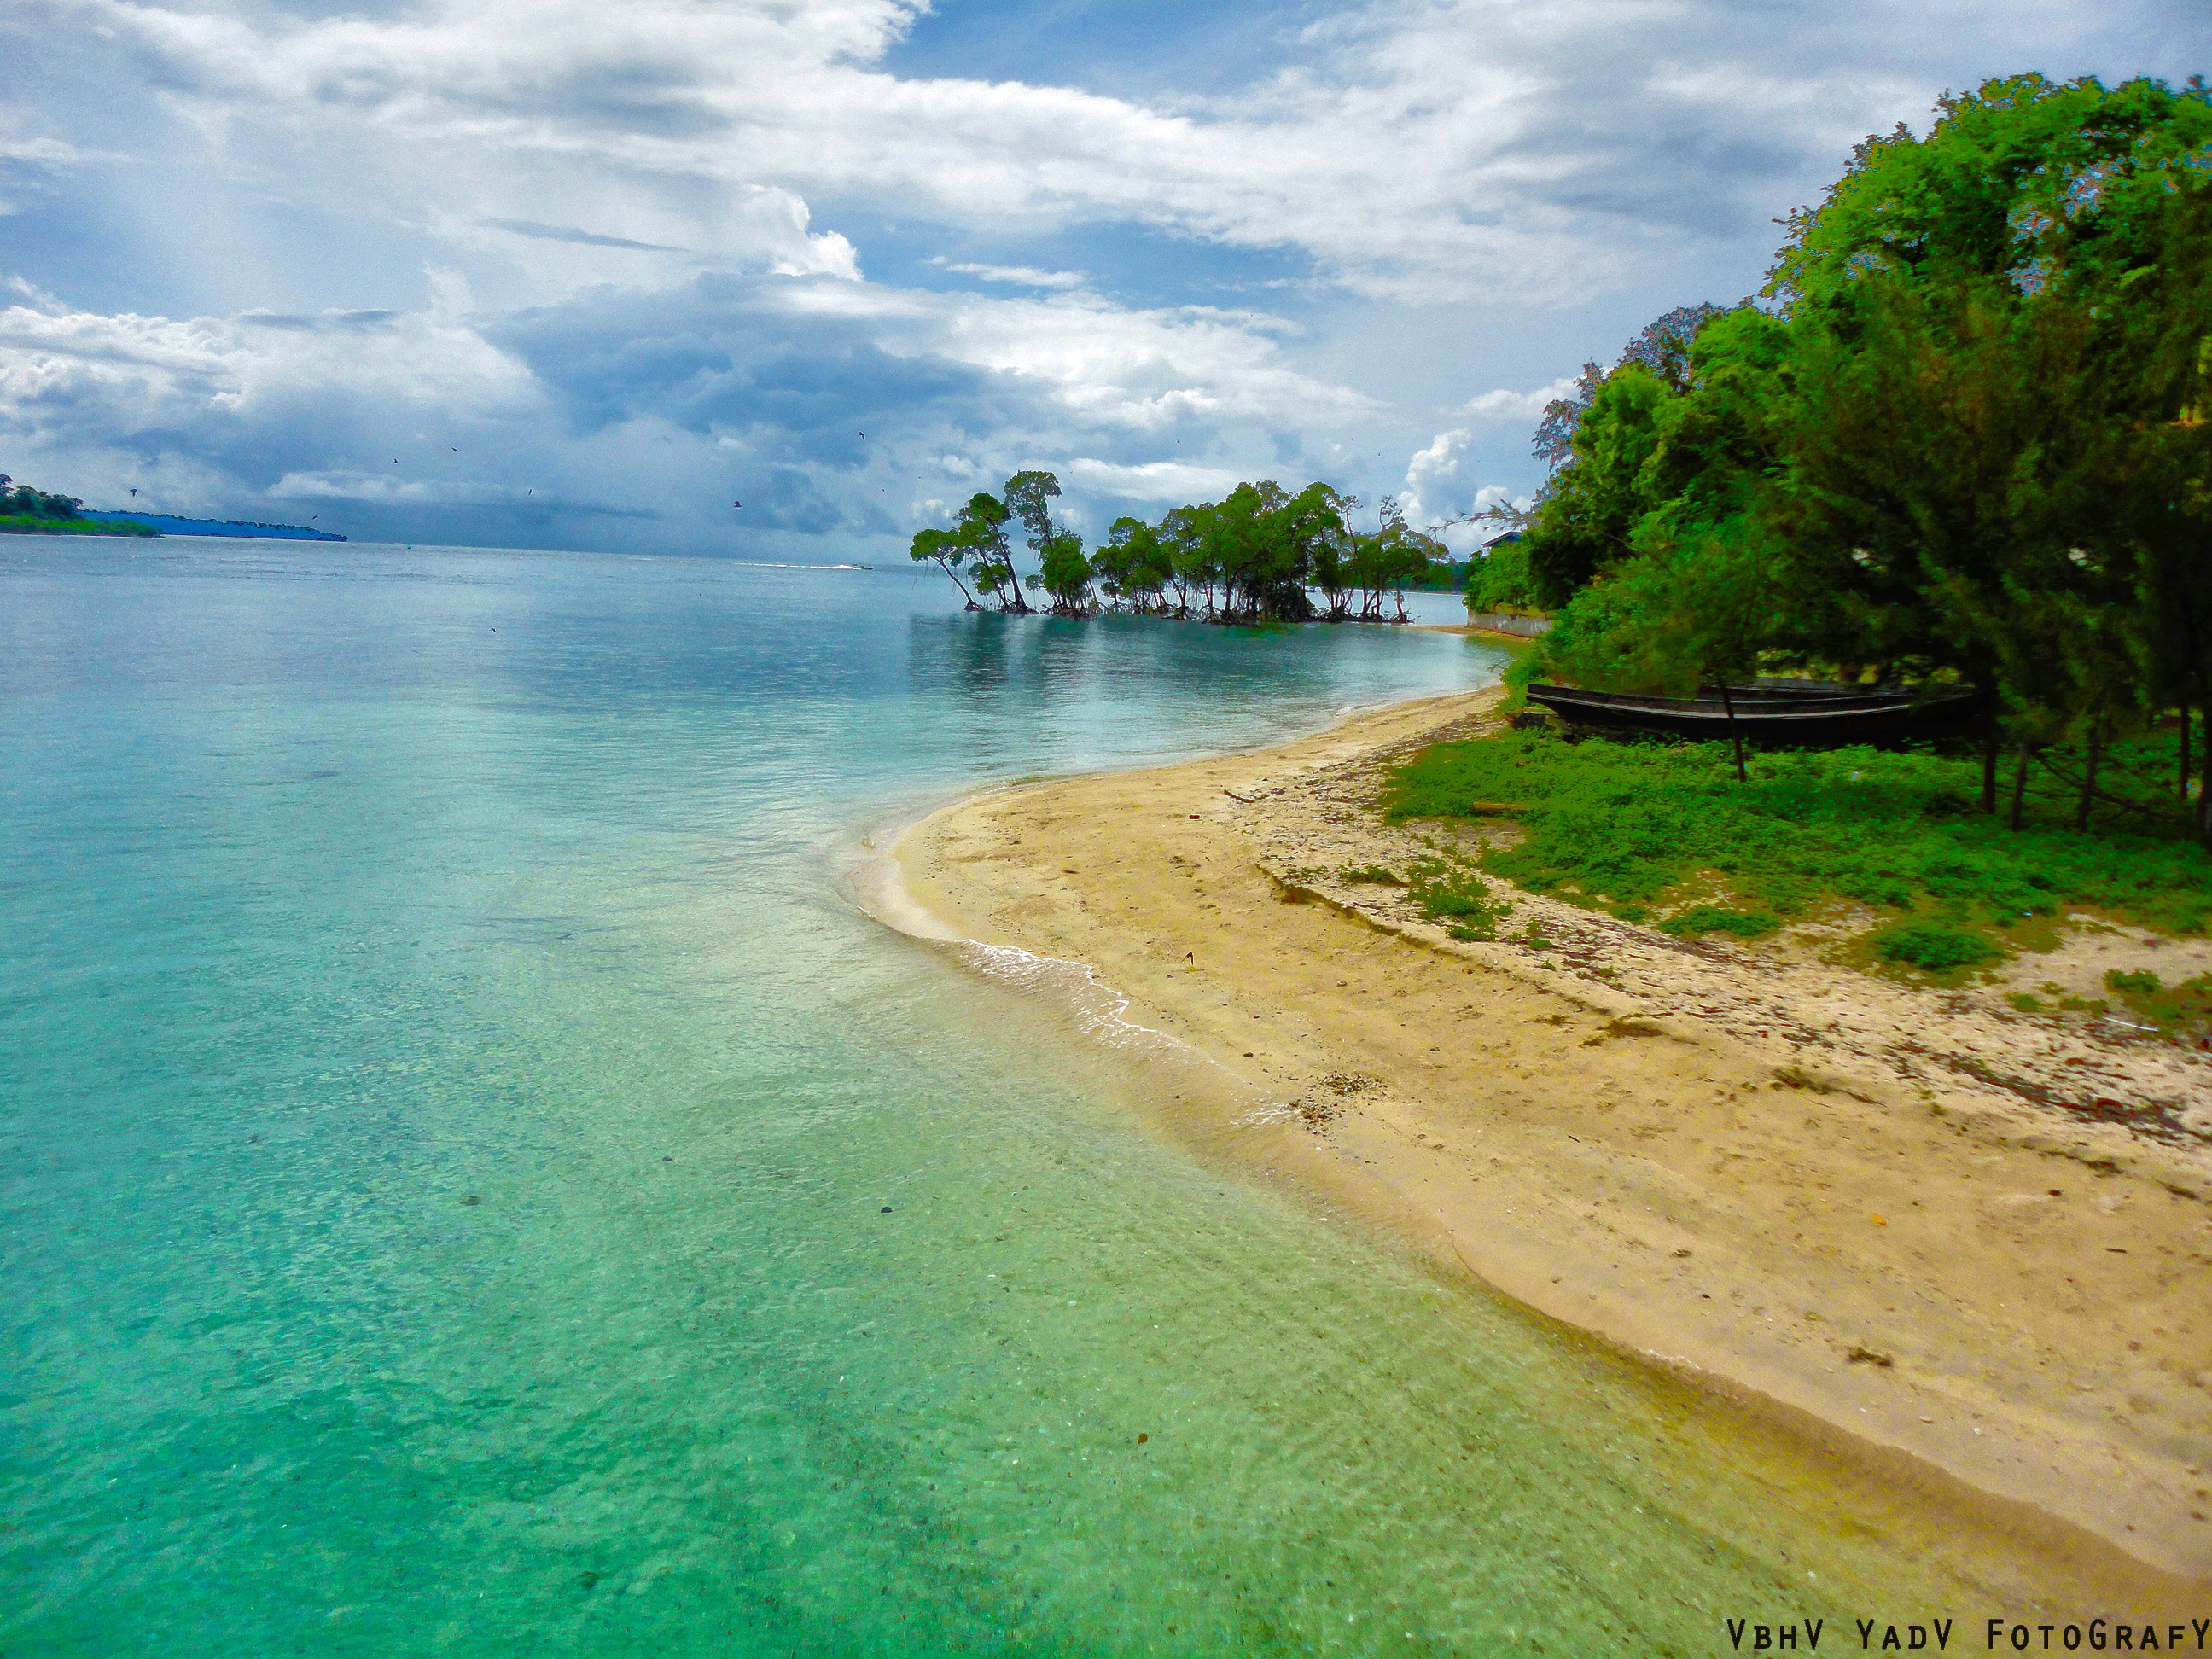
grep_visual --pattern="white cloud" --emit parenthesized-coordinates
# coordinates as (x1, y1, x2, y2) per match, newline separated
(269, 471, 521, 505)
(1399, 432, 1529, 542)
(1464, 375, 1580, 420)
(903, 292, 1364, 431)
(0, 294, 541, 511)
(1063, 457, 1247, 503)
(45, 0, 2190, 303)
(1399, 426, 1470, 525)
(939, 262, 1088, 290)
(0, 265, 1373, 547)
(0, 136, 96, 166)
(4, 0, 2195, 546)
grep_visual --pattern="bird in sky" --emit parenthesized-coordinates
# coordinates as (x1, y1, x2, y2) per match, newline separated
(733, 499, 742, 509)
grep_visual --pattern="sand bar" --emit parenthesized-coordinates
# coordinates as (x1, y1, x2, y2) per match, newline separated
(888, 685, 2212, 1583)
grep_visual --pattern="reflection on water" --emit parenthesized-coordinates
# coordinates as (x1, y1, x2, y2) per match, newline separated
(1, 541, 2108, 1656)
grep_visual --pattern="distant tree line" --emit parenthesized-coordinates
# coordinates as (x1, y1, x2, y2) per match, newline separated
(911, 470, 1448, 624)
(1, 474, 88, 521)
(0, 473, 158, 536)
(1476, 74, 2212, 843)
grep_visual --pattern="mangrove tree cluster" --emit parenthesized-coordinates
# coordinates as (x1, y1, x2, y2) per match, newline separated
(910, 470, 1447, 623)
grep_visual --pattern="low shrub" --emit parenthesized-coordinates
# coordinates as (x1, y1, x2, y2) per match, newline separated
(2102, 969, 2212, 1035)
(1341, 865, 1404, 886)
(1871, 923, 2001, 975)
(1659, 905, 1782, 940)
(1410, 866, 1511, 940)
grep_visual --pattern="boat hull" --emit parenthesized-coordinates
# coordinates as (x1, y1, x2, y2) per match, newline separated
(1525, 684, 1982, 745)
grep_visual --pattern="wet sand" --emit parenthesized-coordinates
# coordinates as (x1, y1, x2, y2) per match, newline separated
(887, 686, 2212, 1584)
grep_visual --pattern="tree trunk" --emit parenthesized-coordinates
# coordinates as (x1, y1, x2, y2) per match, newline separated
(1980, 729, 2000, 814)
(1719, 682, 1747, 783)
(2009, 743, 2032, 832)
(2075, 725, 2102, 834)
(2201, 706, 2212, 853)
(2180, 705, 2192, 807)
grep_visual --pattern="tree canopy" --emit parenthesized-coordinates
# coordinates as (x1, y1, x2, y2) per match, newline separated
(1503, 73, 2212, 841)
(908, 470, 1443, 625)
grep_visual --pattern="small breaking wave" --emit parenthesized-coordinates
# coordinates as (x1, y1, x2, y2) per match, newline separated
(956, 940, 1197, 1061)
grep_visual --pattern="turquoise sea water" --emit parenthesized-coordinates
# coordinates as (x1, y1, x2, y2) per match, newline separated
(3, 542, 2058, 1655)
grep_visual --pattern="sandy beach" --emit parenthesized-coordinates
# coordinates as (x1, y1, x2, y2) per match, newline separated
(888, 684, 2212, 1585)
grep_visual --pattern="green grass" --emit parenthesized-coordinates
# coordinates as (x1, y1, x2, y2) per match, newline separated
(2103, 969, 2212, 1036)
(1871, 923, 2003, 974)
(1659, 905, 1782, 941)
(1406, 861, 1514, 940)
(1382, 727, 2212, 970)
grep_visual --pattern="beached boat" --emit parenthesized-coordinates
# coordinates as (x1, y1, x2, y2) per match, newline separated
(1525, 682, 1983, 744)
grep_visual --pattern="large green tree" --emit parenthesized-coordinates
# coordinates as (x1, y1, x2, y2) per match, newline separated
(1522, 72, 2212, 830)
(906, 526, 977, 608)
(1520, 364, 1679, 608)
(1095, 516, 1173, 611)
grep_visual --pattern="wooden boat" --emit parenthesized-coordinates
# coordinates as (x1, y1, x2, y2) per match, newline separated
(1525, 682, 1983, 744)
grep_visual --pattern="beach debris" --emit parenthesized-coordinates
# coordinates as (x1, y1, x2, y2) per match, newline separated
(1845, 1347, 1895, 1367)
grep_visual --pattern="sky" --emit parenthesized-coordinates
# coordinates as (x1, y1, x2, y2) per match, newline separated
(0, 0, 2200, 556)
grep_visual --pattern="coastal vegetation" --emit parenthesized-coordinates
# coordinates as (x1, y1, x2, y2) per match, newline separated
(910, 470, 1447, 623)
(1406, 75, 2212, 980)
(1385, 725, 2212, 979)
(0, 473, 156, 536)
(1471, 73, 2212, 847)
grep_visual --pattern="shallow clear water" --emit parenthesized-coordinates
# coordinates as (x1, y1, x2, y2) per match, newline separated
(3, 542, 2051, 1654)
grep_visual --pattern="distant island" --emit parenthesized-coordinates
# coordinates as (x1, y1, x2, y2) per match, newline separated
(0, 474, 157, 536)
(80, 511, 346, 542)
(0, 472, 346, 540)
